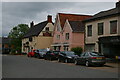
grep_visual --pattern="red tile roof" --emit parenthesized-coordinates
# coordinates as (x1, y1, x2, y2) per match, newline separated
(58, 13, 92, 29)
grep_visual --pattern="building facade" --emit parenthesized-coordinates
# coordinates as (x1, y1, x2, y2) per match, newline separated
(84, 1, 120, 57)
(1, 37, 14, 54)
(22, 15, 54, 53)
(52, 13, 92, 51)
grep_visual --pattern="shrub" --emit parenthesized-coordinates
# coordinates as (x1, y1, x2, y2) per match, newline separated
(71, 47, 83, 56)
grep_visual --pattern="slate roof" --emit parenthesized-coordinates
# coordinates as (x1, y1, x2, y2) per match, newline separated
(23, 21, 53, 38)
(84, 7, 120, 22)
(69, 21, 84, 33)
(58, 13, 92, 29)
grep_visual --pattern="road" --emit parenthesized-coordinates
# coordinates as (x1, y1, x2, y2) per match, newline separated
(2, 55, 119, 78)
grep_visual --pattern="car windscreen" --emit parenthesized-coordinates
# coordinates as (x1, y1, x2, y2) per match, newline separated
(41, 49, 47, 52)
(65, 51, 75, 56)
(90, 52, 103, 56)
(53, 51, 60, 54)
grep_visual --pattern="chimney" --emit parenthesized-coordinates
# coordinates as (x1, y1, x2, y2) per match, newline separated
(30, 21, 34, 28)
(47, 15, 52, 23)
(116, 1, 120, 12)
(116, 1, 120, 8)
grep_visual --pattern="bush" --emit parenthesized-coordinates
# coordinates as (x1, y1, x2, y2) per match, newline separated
(10, 47, 21, 55)
(71, 47, 83, 56)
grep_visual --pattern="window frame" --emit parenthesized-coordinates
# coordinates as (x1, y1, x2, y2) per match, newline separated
(98, 22, 104, 35)
(65, 33, 69, 40)
(45, 27, 49, 31)
(87, 25, 92, 37)
(110, 20, 117, 34)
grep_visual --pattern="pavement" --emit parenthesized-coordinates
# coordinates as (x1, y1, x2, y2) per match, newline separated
(2, 55, 119, 78)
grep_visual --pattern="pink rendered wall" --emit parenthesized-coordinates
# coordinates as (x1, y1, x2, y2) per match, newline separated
(71, 33, 85, 50)
(61, 21, 72, 51)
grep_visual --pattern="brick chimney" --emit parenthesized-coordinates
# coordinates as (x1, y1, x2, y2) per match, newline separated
(116, 1, 120, 12)
(47, 15, 52, 23)
(30, 21, 34, 28)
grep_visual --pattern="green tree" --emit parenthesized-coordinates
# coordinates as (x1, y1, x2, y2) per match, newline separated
(8, 24, 29, 54)
(71, 47, 83, 56)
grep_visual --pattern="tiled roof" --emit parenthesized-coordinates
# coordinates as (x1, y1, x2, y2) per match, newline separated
(58, 13, 92, 29)
(84, 8, 120, 22)
(69, 21, 84, 33)
(23, 21, 49, 38)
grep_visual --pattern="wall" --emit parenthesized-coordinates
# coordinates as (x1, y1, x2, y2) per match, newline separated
(36, 36, 53, 49)
(39, 23, 54, 36)
(52, 15, 62, 44)
(85, 16, 119, 52)
(71, 33, 84, 50)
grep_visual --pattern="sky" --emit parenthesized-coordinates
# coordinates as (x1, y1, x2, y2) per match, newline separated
(1, 0, 118, 37)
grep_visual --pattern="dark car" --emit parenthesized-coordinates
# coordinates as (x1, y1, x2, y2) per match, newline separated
(44, 51, 60, 60)
(74, 52, 106, 67)
(34, 49, 47, 59)
(58, 51, 79, 63)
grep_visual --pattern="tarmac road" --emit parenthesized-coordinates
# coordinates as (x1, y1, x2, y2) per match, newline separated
(2, 55, 119, 78)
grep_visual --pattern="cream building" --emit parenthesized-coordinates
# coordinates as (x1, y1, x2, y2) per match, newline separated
(84, 1, 120, 57)
(22, 15, 54, 53)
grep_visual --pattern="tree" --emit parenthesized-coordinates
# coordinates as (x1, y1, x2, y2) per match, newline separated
(8, 24, 29, 54)
(71, 47, 83, 56)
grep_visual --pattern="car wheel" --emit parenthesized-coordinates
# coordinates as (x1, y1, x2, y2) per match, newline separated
(85, 61, 90, 67)
(74, 60, 78, 65)
(44, 57, 47, 60)
(37, 54, 41, 59)
(65, 59, 68, 63)
(99, 64, 104, 67)
(50, 57, 52, 61)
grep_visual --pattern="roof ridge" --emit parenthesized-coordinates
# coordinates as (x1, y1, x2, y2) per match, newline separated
(33, 20, 48, 27)
(94, 8, 116, 16)
(58, 13, 92, 16)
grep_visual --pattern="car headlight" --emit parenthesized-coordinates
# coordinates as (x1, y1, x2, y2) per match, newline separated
(67, 56, 72, 59)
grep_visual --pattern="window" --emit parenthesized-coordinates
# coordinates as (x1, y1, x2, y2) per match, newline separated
(64, 46, 69, 51)
(87, 25, 92, 37)
(85, 53, 89, 57)
(98, 23, 104, 35)
(45, 27, 49, 31)
(65, 33, 69, 40)
(110, 20, 117, 34)
(29, 37, 32, 42)
(57, 24, 60, 31)
(56, 35, 60, 40)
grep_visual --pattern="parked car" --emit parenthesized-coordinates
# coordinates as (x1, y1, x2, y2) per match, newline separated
(58, 51, 79, 63)
(44, 51, 60, 60)
(34, 49, 47, 59)
(74, 52, 106, 67)
(27, 49, 36, 57)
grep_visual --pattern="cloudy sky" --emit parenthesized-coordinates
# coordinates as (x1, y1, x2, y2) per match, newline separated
(1, 1, 117, 37)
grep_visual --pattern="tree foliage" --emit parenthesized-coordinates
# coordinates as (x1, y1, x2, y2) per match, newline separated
(71, 47, 83, 56)
(8, 24, 29, 54)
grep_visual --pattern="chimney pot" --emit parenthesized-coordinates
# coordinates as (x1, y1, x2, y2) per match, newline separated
(30, 21, 34, 28)
(47, 15, 52, 23)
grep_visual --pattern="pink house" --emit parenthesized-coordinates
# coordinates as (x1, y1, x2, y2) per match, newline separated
(52, 13, 92, 51)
